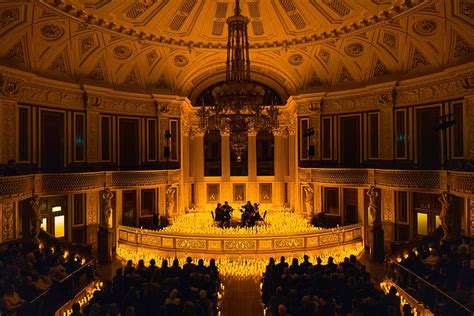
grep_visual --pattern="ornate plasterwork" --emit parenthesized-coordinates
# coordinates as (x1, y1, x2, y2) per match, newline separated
(454, 35, 473, 58)
(345, 43, 364, 57)
(0, 74, 84, 109)
(382, 190, 395, 223)
(85, 94, 156, 115)
(7, 40, 25, 64)
(113, 45, 132, 59)
(288, 54, 304, 65)
(0, 7, 20, 34)
(413, 19, 438, 36)
(86, 192, 99, 224)
(322, 88, 394, 113)
(1, 203, 14, 242)
(173, 55, 189, 67)
(40, 24, 64, 40)
(411, 49, 430, 68)
(396, 75, 473, 105)
(0, 99, 16, 162)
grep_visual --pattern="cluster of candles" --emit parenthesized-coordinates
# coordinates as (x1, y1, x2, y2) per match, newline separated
(39, 243, 87, 266)
(116, 243, 364, 279)
(159, 212, 326, 235)
(380, 281, 419, 316)
(61, 281, 103, 316)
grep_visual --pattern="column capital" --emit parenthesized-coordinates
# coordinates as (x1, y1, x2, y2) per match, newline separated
(191, 127, 206, 138)
(248, 130, 258, 137)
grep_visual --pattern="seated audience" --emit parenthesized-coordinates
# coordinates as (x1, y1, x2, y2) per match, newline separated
(78, 257, 220, 316)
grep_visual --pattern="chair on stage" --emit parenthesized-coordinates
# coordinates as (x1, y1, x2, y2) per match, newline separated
(255, 210, 267, 226)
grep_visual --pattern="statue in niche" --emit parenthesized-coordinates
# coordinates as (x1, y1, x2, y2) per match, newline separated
(166, 186, 176, 215)
(367, 186, 380, 227)
(102, 188, 114, 228)
(30, 195, 42, 242)
(439, 191, 455, 240)
(303, 184, 314, 215)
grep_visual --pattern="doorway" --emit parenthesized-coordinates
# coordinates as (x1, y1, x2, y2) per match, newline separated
(340, 116, 360, 167)
(119, 118, 139, 167)
(416, 107, 441, 168)
(41, 111, 64, 171)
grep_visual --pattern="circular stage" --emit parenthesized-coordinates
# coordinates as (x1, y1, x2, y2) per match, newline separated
(117, 212, 363, 260)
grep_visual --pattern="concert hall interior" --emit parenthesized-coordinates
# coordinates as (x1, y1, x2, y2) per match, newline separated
(0, 0, 473, 315)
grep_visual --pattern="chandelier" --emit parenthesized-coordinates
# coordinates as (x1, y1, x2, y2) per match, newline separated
(197, 0, 279, 162)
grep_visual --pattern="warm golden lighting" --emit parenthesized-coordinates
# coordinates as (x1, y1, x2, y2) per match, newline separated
(117, 243, 364, 279)
(159, 211, 327, 235)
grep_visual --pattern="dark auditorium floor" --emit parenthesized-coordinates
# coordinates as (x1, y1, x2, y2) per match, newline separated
(95, 250, 385, 315)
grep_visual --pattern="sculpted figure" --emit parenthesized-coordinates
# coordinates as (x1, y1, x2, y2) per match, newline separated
(367, 186, 380, 226)
(166, 186, 176, 215)
(303, 184, 314, 215)
(102, 188, 114, 228)
(439, 191, 455, 240)
(30, 195, 42, 241)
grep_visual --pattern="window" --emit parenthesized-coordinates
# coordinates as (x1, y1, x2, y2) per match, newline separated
(141, 189, 156, 217)
(299, 118, 309, 160)
(324, 188, 339, 214)
(54, 215, 65, 238)
(395, 110, 407, 159)
(417, 213, 428, 235)
(73, 194, 84, 226)
(74, 113, 85, 161)
(18, 107, 30, 162)
(452, 102, 464, 158)
(123, 190, 137, 227)
(257, 132, 274, 176)
(147, 119, 157, 161)
(169, 119, 179, 161)
(322, 117, 332, 160)
(204, 130, 221, 176)
(368, 113, 379, 159)
(396, 191, 408, 223)
(101, 116, 111, 161)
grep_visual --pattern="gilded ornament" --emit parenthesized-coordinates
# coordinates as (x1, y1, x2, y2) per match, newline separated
(413, 19, 438, 35)
(113, 45, 132, 59)
(288, 54, 304, 65)
(173, 54, 189, 67)
(345, 43, 364, 56)
(3, 80, 19, 95)
(40, 24, 64, 40)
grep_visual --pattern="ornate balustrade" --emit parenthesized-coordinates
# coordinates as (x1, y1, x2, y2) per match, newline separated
(40, 172, 106, 193)
(0, 175, 34, 200)
(374, 169, 441, 189)
(112, 170, 180, 187)
(301, 168, 473, 193)
(448, 171, 474, 194)
(0, 170, 179, 200)
(117, 223, 363, 258)
(310, 168, 369, 185)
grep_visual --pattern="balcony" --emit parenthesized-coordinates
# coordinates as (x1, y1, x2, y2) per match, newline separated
(0, 170, 180, 201)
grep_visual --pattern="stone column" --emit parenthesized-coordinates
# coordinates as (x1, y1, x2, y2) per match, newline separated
(181, 127, 190, 211)
(380, 106, 394, 161)
(194, 131, 205, 208)
(0, 98, 17, 164)
(248, 130, 257, 181)
(465, 95, 474, 160)
(86, 110, 100, 163)
(287, 126, 298, 207)
(221, 131, 230, 181)
(273, 128, 285, 207)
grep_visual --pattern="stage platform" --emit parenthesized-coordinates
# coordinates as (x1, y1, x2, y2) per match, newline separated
(117, 221, 363, 260)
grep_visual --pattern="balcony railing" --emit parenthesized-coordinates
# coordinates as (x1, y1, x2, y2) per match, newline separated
(0, 170, 180, 200)
(300, 168, 473, 193)
(386, 259, 474, 316)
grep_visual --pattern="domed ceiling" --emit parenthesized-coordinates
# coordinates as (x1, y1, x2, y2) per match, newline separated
(0, 0, 473, 103)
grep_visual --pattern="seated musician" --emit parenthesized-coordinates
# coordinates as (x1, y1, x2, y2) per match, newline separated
(241, 201, 254, 226)
(221, 201, 233, 228)
(214, 203, 223, 223)
(249, 203, 262, 226)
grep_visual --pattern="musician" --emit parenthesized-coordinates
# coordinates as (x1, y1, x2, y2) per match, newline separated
(214, 203, 223, 224)
(240, 201, 254, 226)
(221, 201, 233, 228)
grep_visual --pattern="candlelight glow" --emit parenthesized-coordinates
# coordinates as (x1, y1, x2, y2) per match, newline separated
(117, 243, 364, 279)
(156, 211, 335, 235)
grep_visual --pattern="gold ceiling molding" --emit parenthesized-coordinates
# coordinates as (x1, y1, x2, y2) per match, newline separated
(39, 0, 430, 49)
(0, 0, 473, 97)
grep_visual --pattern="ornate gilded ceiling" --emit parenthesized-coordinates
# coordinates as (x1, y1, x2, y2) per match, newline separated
(0, 0, 473, 103)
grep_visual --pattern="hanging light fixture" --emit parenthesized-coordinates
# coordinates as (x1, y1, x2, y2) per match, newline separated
(197, 0, 279, 162)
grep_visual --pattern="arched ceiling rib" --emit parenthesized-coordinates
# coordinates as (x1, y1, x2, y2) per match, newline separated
(0, 0, 472, 102)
